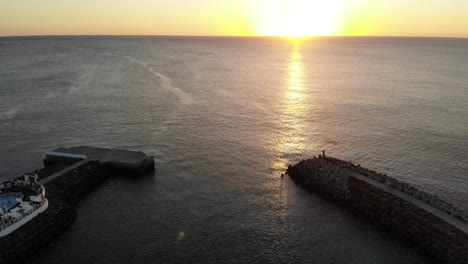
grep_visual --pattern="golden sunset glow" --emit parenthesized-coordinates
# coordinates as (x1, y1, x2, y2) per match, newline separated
(0, 0, 467, 37)
(260, 0, 344, 37)
(273, 48, 314, 171)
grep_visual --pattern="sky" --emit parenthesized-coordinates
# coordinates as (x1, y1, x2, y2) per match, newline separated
(1, 0, 468, 37)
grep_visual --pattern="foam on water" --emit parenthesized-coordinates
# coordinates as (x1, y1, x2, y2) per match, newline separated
(0, 107, 20, 121)
(122, 55, 196, 106)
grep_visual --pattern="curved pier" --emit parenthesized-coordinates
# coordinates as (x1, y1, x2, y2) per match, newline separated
(287, 154, 468, 264)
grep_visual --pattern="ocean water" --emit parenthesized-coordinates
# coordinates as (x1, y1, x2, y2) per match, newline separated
(0, 36, 467, 263)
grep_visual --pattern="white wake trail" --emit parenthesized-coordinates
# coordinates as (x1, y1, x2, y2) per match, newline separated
(123, 56, 195, 106)
(0, 107, 19, 121)
(150, 69, 195, 106)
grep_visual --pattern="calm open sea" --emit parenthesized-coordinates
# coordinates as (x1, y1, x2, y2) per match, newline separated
(0, 36, 467, 263)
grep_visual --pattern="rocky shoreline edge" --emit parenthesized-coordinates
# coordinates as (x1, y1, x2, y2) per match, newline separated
(286, 154, 468, 264)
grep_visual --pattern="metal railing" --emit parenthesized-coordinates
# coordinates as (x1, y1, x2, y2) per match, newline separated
(0, 201, 45, 232)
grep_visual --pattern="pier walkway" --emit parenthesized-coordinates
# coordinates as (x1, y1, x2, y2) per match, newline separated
(348, 170, 468, 234)
(46, 146, 155, 174)
(40, 159, 89, 185)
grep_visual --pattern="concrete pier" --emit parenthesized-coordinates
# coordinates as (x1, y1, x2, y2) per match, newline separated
(45, 146, 155, 174)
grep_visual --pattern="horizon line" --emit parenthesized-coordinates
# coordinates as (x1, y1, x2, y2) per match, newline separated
(0, 34, 467, 40)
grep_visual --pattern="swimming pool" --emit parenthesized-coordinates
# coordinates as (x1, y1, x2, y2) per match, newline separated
(0, 193, 23, 210)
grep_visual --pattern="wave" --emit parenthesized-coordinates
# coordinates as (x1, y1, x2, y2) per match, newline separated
(68, 67, 95, 94)
(123, 56, 195, 106)
(149, 69, 195, 106)
(60, 50, 195, 106)
(0, 107, 19, 121)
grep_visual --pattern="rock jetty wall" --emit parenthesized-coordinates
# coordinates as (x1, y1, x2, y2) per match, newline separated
(287, 156, 468, 264)
(338, 159, 467, 223)
(0, 193, 75, 264)
(0, 160, 111, 264)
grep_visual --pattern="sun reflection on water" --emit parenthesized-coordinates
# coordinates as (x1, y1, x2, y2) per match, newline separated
(288, 52, 304, 91)
(272, 46, 313, 173)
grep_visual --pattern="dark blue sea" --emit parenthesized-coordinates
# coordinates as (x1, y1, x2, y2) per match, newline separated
(0, 36, 467, 263)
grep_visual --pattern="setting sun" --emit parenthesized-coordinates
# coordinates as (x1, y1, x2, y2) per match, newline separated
(260, 0, 344, 37)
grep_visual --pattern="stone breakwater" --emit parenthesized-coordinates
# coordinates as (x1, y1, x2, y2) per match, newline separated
(0, 161, 109, 264)
(287, 155, 468, 264)
(334, 158, 467, 223)
(0, 148, 154, 264)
